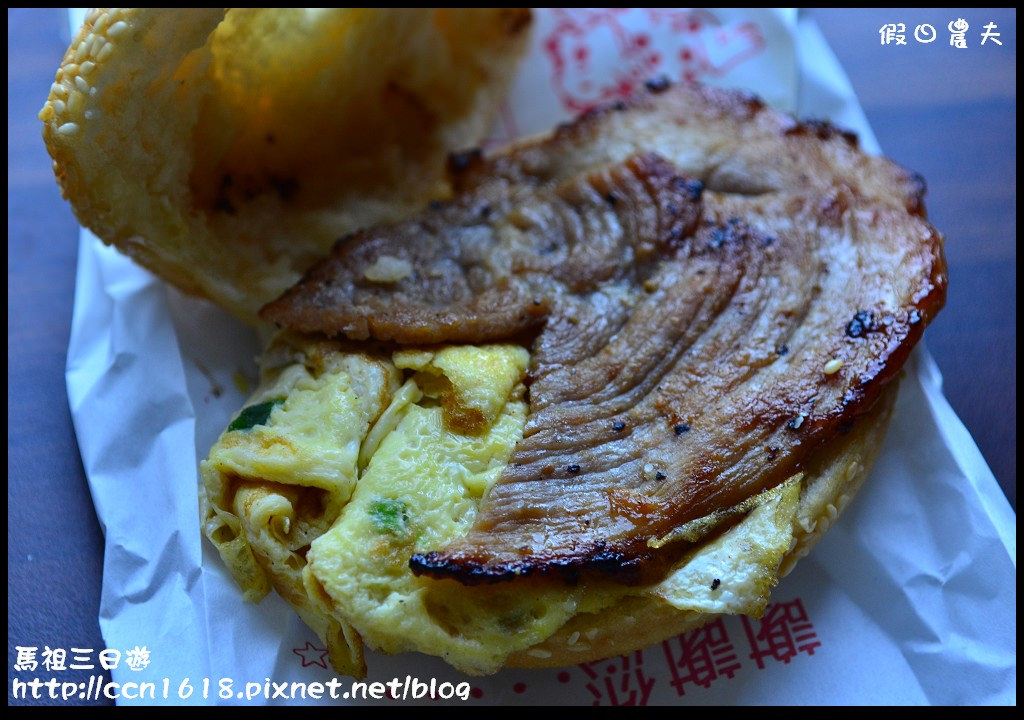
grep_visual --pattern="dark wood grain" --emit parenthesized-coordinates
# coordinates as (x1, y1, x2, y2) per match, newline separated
(7, 7, 112, 707)
(811, 8, 1016, 508)
(6, 7, 1014, 707)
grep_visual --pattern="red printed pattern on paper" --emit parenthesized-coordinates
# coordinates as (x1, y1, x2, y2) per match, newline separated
(660, 617, 741, 696)
(292, 641, 329, 669)
(741, 598, 822, 668)
(544, 8, 765, 113)
(578, 650, 656, 706)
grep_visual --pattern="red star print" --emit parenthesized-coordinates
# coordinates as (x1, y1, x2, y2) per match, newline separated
(293, 641, 329, 669)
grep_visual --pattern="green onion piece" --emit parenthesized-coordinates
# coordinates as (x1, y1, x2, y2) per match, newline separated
(227, 398, 283, 432)
(368, 498, 409, 535)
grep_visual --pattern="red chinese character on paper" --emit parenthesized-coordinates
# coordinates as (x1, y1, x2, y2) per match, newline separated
(741, 597, 821, 668)
(661, 618, 741, 695)
(578, 650, 655, 706)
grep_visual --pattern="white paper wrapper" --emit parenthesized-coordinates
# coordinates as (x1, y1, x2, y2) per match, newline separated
(65, 8, 1015, 705)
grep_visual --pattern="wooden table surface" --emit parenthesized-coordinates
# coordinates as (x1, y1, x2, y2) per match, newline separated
(8, 8, 1014, 706)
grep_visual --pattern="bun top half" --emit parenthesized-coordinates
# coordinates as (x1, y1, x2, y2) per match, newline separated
(40, 8, 532, 324)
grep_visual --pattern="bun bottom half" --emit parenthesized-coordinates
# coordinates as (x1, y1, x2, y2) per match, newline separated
(201, 333, 897, 676)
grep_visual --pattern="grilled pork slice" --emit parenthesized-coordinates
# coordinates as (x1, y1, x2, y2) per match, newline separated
(262, 83, 947, 585)
(262, 152, 701, 344)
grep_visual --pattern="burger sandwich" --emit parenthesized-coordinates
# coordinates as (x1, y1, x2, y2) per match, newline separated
(41, 8, 947, 680)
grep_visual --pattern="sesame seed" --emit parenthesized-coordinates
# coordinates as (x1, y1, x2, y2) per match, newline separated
(97, 43, 114, 62)
(80, 61, 96, 76)
(74, 39, 89, 63)
(67, 90, 84, 116)
(567, 631, 580, 645)
(51, 99, 66, 115)
(56, 123, 80, 136)
(823, 358, 844, 375)
(93, 13, 110, 34)
(74, 76, 90, 94)
(50, 82, 66, 98)
(107, 20, 129, 39)
(527, 648, 552, 659)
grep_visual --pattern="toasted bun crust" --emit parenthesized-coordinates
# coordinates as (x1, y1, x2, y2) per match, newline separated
(40, 8, 532, 324)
